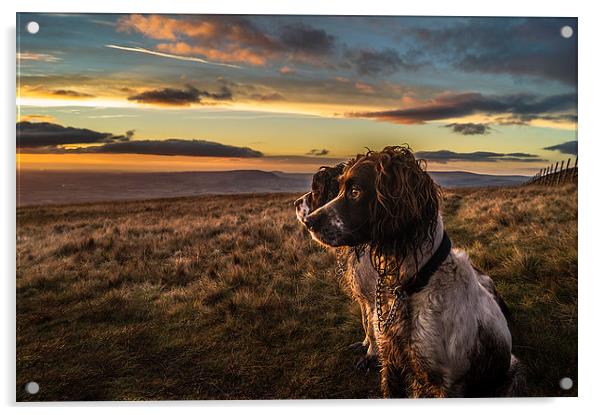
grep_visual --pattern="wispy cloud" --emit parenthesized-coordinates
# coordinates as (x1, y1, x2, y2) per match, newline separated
(17, 52, 61, 63)
(87, 114, 140, 119)
(105, 44, 241, 69)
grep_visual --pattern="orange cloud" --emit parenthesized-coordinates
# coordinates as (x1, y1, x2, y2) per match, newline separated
(116, 14, 335, 68)
(118, 15, 277, 46)
(17, 114, 57, 123)
(119, 14, 280, 66)
(117, 14, 181, 40)
(157, 42, 267, 66)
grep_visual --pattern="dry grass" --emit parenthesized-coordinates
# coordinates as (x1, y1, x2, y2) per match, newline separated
(16, 184, 577, 400)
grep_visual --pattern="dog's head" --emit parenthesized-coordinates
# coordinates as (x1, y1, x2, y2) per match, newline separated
(304, 145, 441, 273)
(294, 163, 346, 223)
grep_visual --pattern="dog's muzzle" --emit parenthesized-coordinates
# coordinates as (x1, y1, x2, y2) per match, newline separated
(294, 192, 311, 222)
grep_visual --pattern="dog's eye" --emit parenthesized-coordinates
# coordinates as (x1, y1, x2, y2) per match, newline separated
(349, 187, 361, 200)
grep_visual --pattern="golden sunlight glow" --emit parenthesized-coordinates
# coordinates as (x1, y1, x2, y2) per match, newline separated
(16, 153, 543, 175)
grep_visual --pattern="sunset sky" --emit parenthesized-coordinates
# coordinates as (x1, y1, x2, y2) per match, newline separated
(17, 13, 577, 174)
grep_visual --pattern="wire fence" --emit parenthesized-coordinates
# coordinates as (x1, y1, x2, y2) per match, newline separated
(524, 157, 578, 186)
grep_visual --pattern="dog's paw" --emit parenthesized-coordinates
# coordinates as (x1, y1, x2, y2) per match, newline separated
(347, 342, 368, 353)
(355, 354, 379, 373)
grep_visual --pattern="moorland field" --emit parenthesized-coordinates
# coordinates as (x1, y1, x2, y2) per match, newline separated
(16, 184, 577, 400)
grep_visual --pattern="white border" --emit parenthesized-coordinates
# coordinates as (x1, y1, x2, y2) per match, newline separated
(2, 1, 600, 414)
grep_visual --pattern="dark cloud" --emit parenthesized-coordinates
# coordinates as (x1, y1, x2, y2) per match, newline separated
(415, 149, 545, 163)
(127, 85, 232, 106)
(543, 140, 578, 155)
(199, 86, 233, 100)
(404, 18, 577, 85)
(16, 122, 261, 158)
(110, 129, 136, 142)
(50, 89, 95, 98)
(17, 121, 116, 147)
(70, 139, 263, 158)
(347, 92, 575, 125)
(127, 86, 200, 106)
(306, 148, 330, 156)
(495, 113, 577, 126)
(279, 23, 335, 55)
(344, 48, 412, 76)
(445, 123, 492, 135)
(249, 92, 286, 102)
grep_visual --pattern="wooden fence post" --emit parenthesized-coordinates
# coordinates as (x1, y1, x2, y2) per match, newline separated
(564, 158, 571, 183)
(557, 160, 564, 185)
(542, 167, 547, 185)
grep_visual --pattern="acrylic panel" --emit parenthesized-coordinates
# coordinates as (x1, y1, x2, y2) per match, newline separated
(16, 13, 577, 400)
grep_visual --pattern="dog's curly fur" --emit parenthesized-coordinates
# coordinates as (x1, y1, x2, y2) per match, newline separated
(345, 146, 441, 283)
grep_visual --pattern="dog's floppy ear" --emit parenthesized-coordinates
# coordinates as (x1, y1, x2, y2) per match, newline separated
(369, 146, 441, 276)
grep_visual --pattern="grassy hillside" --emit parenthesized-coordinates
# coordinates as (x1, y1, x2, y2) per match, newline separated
(16, 184, 577, 400)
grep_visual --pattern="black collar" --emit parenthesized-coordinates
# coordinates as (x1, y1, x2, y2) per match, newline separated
(402, 231, 452, 296)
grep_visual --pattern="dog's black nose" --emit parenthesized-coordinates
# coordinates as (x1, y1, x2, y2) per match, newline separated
(304, 215, 319, 231)
(294, 197, 303, 207)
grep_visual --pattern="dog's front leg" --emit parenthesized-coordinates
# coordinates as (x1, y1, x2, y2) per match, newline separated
(365, 305, 378, 359)
(380, 362, 407, 398)
(348, 302, 370, 353)
(354, 302, 379, 371)
(360, 301, 370, 347)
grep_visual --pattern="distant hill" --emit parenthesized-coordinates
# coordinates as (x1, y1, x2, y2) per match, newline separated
(17, 169, 528, 206)
(429, 171, 528, 188)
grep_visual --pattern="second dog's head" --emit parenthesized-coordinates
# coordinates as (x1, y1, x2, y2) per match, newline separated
(294, 163, 346, 223)
(303, 145, 441, 270)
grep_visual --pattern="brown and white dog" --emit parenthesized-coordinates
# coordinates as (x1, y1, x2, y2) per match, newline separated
(297, 146, 524, 398)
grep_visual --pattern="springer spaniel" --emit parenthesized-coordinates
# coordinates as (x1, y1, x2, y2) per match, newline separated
(295, 163, 379, 369)
(299, 146, 524, 398)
